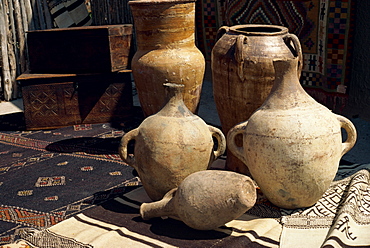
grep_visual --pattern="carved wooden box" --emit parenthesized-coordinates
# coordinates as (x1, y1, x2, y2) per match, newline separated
(18, 71, 133, 130)
(27, 25, 133, 73)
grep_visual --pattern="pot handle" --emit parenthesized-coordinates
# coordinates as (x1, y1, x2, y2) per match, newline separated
(216, 26, 230, 41)
(118, 128, 139, 170)
(336, 115, 357, 156)
(208, 125, 226, 159)
(283, 33, 303, 78)
(235, 35, 248, 80)
(227, 121, 248, 165)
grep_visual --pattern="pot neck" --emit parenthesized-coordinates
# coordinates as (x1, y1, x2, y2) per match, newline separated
(158, 83, 193, 117)
(261, 58, 314, 110)
(229, 24, 288, 36)
(165, 83, 184, 102)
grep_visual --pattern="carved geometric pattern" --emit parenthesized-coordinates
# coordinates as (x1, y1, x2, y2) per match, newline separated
(97, 84, 123, 113)
(29, 90, 59, 117)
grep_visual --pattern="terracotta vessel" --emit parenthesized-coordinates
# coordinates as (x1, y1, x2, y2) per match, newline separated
(119, 83, 226, 201)
(227, 58, 357, 209)
(140, 170, 257, 230)
(129, 0, 205, 117)
(212, 24, 302, 176)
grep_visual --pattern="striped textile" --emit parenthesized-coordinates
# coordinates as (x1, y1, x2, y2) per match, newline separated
(5, 163, 370, 248)
(48, 0, 92, 28)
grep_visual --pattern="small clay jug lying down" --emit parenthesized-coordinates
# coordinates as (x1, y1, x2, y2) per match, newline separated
(140, 170, 257, 230)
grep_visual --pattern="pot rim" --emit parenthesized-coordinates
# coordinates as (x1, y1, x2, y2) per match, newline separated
(129, 0, 194, 5)
(229, 24, 289, 36)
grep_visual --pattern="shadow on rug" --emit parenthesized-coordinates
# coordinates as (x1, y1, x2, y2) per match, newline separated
(0, 108, 144, 244)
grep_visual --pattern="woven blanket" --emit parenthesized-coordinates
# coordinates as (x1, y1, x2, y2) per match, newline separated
(0, 117, 143, 245)
(48, 0, 92, 28)
(3, 162, 370, 248)
(195, 0, 224, 60)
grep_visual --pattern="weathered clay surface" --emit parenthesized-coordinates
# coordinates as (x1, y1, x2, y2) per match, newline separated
(129, 0, 205, 117)
(227, 58, 357, 209)
(140, 170, 257, 230)
(119, 83, 226, 201)
(212, 24, 302, 176)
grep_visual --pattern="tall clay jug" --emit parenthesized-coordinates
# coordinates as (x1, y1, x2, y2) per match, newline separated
(119, 83, 226, 201)
(129, 0, 205, 117)
(227, 57, 357, 209)
(212, 24, 302, 176)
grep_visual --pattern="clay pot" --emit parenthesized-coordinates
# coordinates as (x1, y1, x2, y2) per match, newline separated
(119, 83, 226, 201)
(211, 24, 302, 176)
(140, 170, 257, 230)
(129, 0, 205, 117)
(227, 57, 357, 209)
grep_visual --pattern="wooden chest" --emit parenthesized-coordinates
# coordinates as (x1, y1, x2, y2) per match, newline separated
(18, 71, 133, 130)
(27, 25, 133, 74)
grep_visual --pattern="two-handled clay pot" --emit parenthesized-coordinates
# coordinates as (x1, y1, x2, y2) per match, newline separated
(227, 57, 357, 209)
(119, 83, 226, 201)
(212, 24, 303, 176)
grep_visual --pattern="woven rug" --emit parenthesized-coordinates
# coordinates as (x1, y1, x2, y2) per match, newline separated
(0, 110, 144, 245)
(2, 162, 370, 248)
(195, 0, 225, 61)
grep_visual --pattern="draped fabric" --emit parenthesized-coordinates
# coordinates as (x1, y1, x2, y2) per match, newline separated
(47, 0, 92, 28)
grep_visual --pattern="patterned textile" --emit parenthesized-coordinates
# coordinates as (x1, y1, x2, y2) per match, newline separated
(47, 0, 92, 28)
(6, 187, 281, 247)
(280, 165, 370, 247)
(221, 0, 356, 111)
(3, 163, 370, 248)
(195, 0, 225, 60)
(0, 114, 144, 245)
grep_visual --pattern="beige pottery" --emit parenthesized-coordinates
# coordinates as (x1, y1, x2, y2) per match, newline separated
(129, 0, 205, 117)
(140, 170, 257, 230)
(119, 83, 226, 201)
(227, 58, 357, 209)
(212, 24, 302, 176)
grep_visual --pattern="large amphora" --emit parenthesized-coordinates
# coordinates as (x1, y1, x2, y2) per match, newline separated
(227, 57, 357, 209)
(129, 0, 205, 117)
(212, 24, 302, 176)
